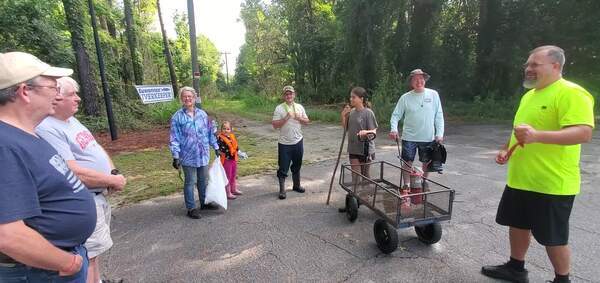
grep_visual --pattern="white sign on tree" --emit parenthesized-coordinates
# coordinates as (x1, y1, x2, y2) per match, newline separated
(135, 85, 174, 104)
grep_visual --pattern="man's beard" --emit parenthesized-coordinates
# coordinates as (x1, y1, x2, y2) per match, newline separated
(522, 78, 536, 89)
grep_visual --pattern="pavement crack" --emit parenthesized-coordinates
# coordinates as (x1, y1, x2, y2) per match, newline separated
(339, 256, 376, 282)
(263, 250, 297, 277)
(572, 225, 600, 237)
(304, 231, 365, 260)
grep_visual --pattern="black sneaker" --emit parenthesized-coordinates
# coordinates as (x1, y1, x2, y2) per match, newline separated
(103, 279, 124, 283)
(546, 277, 571, 283)
(200, 203, 219, 210)
(278, 191, 286, 199)
(292, 186, 305, 193)
(186, 208, 201, 219)
(481, 262, 529, 283)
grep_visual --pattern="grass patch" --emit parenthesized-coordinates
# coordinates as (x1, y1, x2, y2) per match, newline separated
(306, 105, 342, 123)
(234, 130, 278, 176)
(109, 147, 181, 206)
(444, 95, 520, 122)
(109, 128, 278, 207)
(203, 95, 276, 122)
(204, 95, 341, 124)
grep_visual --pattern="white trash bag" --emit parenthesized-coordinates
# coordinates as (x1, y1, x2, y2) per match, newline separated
(205, 159, 229, 210)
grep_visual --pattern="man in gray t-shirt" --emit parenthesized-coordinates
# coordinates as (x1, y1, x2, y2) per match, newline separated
(36, 77, 126, 283)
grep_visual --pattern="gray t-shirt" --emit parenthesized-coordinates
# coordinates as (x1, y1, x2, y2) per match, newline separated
(36, 116, 112, 193)
(347, 108, 378, 156)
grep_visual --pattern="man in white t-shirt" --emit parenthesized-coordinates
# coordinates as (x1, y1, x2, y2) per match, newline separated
(36, 77, 126, 283)
(272, 86, 310, 199)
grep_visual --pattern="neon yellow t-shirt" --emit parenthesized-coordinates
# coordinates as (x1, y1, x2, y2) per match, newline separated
(507, 78, 595, 195)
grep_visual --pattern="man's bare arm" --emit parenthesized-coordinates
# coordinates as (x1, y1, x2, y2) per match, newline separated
(0, 221, 82, 275)
(66, 160, 126, 191)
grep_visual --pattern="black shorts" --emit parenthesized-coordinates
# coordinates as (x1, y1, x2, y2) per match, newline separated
(496, 186, 575, 246)
(349, 153, 374, 163)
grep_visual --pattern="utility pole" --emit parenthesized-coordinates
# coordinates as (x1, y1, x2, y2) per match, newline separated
(88, 0, 118, 140)
(220, 51, 230, 88)
(157, 0, 178, 96)
(187, 0, 200, 94)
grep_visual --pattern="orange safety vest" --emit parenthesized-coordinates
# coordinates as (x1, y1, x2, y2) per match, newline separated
(218, 132, 238, 164)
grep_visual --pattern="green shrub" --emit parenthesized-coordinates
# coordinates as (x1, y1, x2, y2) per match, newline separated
(371, 70, 404, 128)
(146, 100, 181, 124)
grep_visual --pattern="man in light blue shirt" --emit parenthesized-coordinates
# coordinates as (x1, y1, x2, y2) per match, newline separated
(389, 69, 444, 191)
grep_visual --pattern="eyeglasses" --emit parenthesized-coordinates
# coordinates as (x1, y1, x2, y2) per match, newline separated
(62, 91, 79, 98)
(26, 84, 60, 93)
(522, 62, 554, 69)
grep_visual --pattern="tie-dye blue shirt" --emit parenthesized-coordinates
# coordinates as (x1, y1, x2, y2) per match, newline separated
(169, 107, 218, 167)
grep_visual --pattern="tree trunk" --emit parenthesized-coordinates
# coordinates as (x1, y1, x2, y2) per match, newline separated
(124, 0, 143, 85)
(360, 2, 376, 91)
(474, 0, 501, 96)
(157, 0, 178, 96)
(62, 0, 100, 116)
(405, 0, 442, 71)
(391, 0, 408, 73)
(105, 0, 118, 38)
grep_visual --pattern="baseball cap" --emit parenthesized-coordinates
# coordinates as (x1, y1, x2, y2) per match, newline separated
(0, 52, 73, 90)
(282, 85, 295, 94)
(407, 68, 430, 82)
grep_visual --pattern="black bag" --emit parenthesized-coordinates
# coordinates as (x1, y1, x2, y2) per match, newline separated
(418, 142, 446, 172)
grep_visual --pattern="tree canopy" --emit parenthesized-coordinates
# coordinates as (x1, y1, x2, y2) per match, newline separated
(235, 0, 600, 105)
(0, 0, 224, 118)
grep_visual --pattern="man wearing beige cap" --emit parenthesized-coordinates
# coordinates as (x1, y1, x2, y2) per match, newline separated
(389, 69, 445, 194)
(272, 85, 310, 199)
(0, 52, 96, 282)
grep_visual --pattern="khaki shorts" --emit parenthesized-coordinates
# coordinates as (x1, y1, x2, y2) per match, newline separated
(85, 193, 113, 258)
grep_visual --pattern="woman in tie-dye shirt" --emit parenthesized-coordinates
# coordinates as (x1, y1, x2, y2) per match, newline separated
(169, 87, 219, 219)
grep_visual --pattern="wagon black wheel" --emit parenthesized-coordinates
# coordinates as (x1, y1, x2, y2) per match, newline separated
(346, 195, 358, 222)
(373, 219, 398, 254)
(415, 222, 442, 245)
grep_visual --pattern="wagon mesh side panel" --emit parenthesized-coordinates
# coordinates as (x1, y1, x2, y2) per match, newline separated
(339, 161, 453, 228)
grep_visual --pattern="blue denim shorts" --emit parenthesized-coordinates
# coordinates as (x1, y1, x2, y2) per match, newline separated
(0, 244, 88, 283)
(401, 140, 435, 162)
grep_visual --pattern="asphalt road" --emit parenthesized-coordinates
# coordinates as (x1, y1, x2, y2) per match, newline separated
(102, 124, 600, 282)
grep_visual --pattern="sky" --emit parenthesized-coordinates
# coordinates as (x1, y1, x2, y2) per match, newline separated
(156, 0, 246, 75)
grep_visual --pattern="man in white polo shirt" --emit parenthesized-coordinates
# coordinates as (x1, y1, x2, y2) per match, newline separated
(272, 86, 310, 199)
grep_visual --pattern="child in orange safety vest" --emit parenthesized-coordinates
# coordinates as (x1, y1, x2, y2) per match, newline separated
(217, 121, 243, 199)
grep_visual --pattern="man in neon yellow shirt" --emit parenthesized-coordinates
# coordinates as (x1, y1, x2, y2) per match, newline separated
(482, 46, 594, 283)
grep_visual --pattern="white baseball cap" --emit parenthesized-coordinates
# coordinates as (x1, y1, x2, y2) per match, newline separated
(0, 52, 73, 90)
